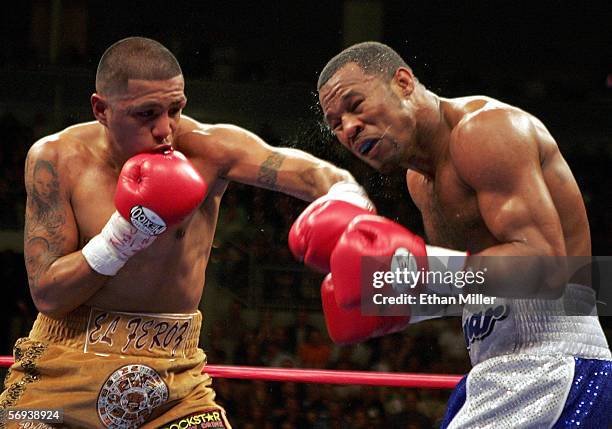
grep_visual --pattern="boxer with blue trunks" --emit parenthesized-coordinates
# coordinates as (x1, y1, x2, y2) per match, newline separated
(288, 41, 612, 427)
(441, 284, 612, 428)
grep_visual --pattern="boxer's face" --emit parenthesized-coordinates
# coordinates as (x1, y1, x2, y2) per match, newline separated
(319, 63, 414, 173)
(99, 75, 187, 154)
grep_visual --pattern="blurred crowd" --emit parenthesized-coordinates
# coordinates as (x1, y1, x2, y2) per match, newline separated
(200, 300, 470, 428)
(0, 113, 30, 229)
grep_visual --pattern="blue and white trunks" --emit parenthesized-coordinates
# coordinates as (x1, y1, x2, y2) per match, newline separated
(441, 284, 612, 428)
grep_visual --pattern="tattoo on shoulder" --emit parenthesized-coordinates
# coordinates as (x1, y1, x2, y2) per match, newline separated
(257, 153, 286, 188)
(27, 160, 65, 234)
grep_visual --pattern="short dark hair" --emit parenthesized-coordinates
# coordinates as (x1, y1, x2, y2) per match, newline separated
(317, 41, 410, 90)
(95, 37, 182, 96)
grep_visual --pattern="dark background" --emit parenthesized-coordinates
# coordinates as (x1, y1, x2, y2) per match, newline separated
(0, 1, 611, 427)
(1, 1, 610, 241)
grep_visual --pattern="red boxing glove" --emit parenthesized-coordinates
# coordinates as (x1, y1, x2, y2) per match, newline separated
(321, 274, 410, 345)
(115, 149, 208, 233)
(83, 149, 207, 276)
(288, 181, 374, 273)
(330, 214, 429, 309)
(331, 214, 468, 314)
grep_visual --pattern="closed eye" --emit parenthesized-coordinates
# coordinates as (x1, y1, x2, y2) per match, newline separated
(137, 110, 157, 119)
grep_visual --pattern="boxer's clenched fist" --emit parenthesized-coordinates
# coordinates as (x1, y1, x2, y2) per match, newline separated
(321, 274, 410, 344)
(288, 181, 374, 273)
(330, 214, 468, 310)
(330, 214, 429, 309)
(82, 149, 207, 276)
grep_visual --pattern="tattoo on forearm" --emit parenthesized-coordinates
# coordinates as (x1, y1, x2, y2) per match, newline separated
(257, 153, 286, 188)
(24, 227, 66, 286)
(24, 236, 49, 286)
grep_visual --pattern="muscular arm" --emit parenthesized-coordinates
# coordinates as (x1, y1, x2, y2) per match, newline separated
(24, 141, 108, 319)
(452, 109, 567, 295)
(180, 121, 356, 201)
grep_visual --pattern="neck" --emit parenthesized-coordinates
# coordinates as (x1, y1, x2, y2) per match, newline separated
(102, 128, 132, 172)
(401, 89, 451, 179)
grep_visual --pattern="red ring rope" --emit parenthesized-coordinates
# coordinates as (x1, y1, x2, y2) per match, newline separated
(0, 356, 461, 389)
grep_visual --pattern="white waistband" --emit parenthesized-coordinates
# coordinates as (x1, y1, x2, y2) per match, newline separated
(463, 284, 611, 365)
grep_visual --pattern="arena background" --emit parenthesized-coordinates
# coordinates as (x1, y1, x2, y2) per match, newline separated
(0, 1, 610, 427)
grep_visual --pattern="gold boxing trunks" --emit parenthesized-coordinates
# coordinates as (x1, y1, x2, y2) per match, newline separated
(0, 306, 231, 429)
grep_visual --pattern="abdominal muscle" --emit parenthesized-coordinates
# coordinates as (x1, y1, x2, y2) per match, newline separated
(85, 211, 215, 314)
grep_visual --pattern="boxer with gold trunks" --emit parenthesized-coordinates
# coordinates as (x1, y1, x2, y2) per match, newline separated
(0, 37, 363, 427)
(3, 308, 225, 428)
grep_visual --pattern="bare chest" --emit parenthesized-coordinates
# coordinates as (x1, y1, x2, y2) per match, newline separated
(69, 163, 221, 311)
(408, 168, 495, 252)
(69, 162, 208, 281)
(70, 164, 214, 249)
(71, 167, 118, 243)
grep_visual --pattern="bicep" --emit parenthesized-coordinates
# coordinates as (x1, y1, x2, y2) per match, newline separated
(24, 153, 79, 286)
(454, 114, 565, 255)
(475, 167, 564, 254)
(222, 129, 289, 189)
(219, 126, 345, 200)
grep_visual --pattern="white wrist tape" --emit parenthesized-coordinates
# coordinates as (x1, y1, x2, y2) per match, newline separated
(407, 247, 468, 323)
(326, 181, 375, 212)
(423, 245, 468, 297)
(82, 211, 157, 276)
(389, 246, 467, 324)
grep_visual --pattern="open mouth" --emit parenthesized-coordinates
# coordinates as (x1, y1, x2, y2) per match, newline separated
(358, 139, 379, 156)
(155, 143, 173, 153)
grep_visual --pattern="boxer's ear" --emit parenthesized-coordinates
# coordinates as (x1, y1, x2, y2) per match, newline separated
(91, 93, 109, 126)
(393, 67, 415, 97)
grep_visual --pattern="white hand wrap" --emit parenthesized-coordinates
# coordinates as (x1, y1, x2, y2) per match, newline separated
(424, 245, 469, 296)
(325, 181, 375, 212)
(391, 246, 468, 324)
(82, 211, 157, 276)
